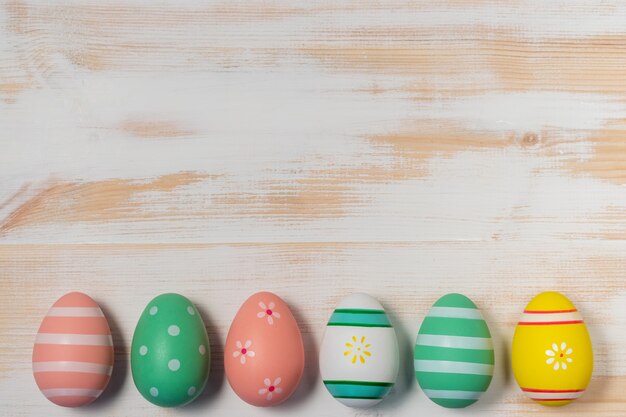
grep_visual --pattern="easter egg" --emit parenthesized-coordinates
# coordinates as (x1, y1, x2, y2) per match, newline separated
(131, 293, 210, 407)
(319, 293, 399, 408)
(414, 293, 494, 408)
(32, 292, 114, 407)
(512, 291, 593, 406)
(225, 291, 304, 407)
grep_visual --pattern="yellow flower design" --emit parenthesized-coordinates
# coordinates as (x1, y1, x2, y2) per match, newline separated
(344, 336, 371, 364)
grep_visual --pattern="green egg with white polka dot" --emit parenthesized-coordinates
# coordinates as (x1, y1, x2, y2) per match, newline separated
(131, 293, 210, 407)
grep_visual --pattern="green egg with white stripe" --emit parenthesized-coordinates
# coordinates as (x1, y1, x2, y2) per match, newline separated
(414, 293, 494, 408)
(319, 293, 399, 408)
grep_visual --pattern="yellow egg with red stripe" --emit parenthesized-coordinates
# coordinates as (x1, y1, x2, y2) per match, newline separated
(512, 292, 593, 406)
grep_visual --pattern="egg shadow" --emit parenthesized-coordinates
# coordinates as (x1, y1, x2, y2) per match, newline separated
(182, 303, 225, 411)
(375, 307, 415, 411)
(578, 302, 607, 405)
(275, 301, 319, 410)
(479, 303, 510, 407)
(86, 299, 128, 410)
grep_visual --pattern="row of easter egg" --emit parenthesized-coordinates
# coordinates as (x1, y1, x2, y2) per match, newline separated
(32, 291, 593, 409)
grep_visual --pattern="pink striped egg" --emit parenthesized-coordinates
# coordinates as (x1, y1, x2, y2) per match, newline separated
(32, 292, 114, 407)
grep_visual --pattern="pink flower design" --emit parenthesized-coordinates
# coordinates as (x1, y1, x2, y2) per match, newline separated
(232, 340, 255, 364)
(257, 301, 281, 325)
(258, 377, 282, 401)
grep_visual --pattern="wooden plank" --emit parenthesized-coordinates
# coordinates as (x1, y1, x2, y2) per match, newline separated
(0, 243, 624, 415)
(1, 0, 625, 415)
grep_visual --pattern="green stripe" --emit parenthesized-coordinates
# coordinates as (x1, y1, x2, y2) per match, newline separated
(414, 345, 494, 364)
(334, 308, 385, 314)
(327, 322, 392, 328)
(333, 395, 384, 400)
(415, 372, 492, 392)
(431, 398, 478, 408)
(328, 311, 391, 327)
(324, 381, 392, 399)
(419, 317, 490, 338)
(323, 380, 393, 387)
(433, 293, 477, 309)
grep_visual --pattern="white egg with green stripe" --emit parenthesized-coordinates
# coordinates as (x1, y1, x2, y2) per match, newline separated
(414, 293, 494, 408)
(319, 293, 399, 408)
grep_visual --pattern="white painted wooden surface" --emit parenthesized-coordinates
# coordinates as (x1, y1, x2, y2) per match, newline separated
(1, 1, 625, 416)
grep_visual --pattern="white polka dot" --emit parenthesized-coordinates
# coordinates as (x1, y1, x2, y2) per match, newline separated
(187, 306, 195, 315)
(139, 345, 148, 356)
(168, 325, 180, 336)
(149, 306, 158, 315)
(168, 359, 180, 371)
(187, 386, 196, 396)
(150, 387, 158, 397)
(199, 345, 206, 355)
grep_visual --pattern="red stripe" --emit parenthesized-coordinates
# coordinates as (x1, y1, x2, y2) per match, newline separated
(34, 371, 110, 390)
(54, 292, 99, 308)
(523, 309, 577, 314)
(518, 320, 583, 325)
(531, 398, 574, 402)
(47, 396, 98, 407)
(522, 388, 584, 393)
(39, 316, 111, 335)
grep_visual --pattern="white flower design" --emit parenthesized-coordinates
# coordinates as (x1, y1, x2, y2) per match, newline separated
(232, 340, 255, 364)
(545, 342, 573, 371)
(257, 301, 281, 325)
(258, 377, 282, 401)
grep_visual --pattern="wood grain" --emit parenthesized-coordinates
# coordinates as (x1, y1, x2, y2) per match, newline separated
(1, 0, 625, 416)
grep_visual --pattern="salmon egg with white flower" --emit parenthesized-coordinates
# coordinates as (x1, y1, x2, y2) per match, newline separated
(225, 292, 304, 407)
